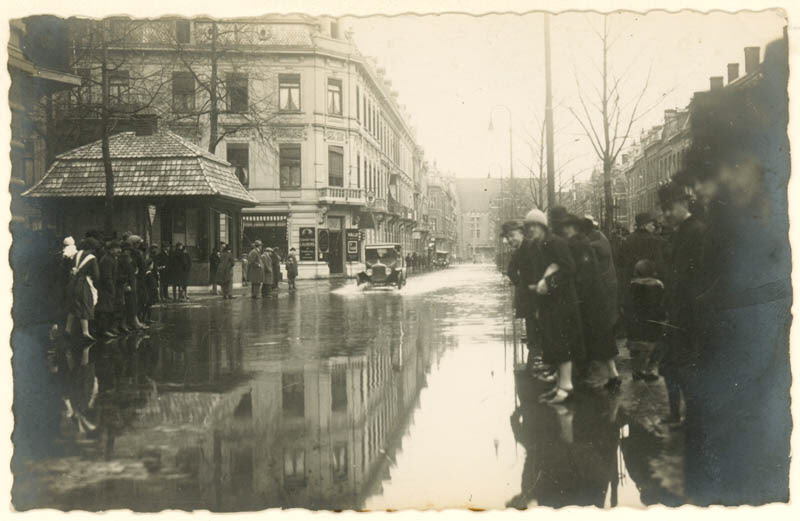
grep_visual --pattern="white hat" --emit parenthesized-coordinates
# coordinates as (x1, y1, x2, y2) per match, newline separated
(523, 209, 547, 227)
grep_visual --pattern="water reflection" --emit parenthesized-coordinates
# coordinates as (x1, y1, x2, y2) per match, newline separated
(14, 282, 454, 511)
(508, 374, 683, 509)
(14, 265, 682, 511)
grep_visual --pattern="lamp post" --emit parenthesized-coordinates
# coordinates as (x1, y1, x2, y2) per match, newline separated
(488, 162, 505, 270)
(489, 105, 515, 219)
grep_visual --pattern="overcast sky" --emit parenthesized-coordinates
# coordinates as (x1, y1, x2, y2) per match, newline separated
(344, 10, 786, 185)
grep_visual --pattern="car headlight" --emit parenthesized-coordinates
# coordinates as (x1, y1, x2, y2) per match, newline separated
(366, 268, 373, 276)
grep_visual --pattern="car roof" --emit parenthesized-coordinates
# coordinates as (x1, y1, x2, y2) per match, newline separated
(366, 243, 401, 249)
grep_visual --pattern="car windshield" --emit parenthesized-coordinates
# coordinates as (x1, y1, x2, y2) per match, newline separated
(366, 247, 398, 266)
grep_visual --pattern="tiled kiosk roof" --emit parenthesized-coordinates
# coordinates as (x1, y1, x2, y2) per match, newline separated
(23, 131, 257, 206)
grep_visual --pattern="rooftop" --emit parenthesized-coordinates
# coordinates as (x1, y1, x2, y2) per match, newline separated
(23, 130, 258, 205)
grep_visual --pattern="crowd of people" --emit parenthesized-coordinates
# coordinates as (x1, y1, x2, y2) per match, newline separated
(242, 241, 298, 298)
(502, 39, 790, 506)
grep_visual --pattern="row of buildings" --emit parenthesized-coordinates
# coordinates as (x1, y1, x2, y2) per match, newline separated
(565, 45, 767, 231)
(9, 15, 460, 283)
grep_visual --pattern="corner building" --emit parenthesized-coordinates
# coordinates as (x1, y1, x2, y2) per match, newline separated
(65, 15, 423, 279)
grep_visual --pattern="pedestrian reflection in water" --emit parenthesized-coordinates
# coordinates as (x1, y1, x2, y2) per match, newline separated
(507, 374, 682, 509)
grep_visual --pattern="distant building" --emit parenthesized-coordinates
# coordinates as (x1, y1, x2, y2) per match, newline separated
(426, 166, 459, 258)
(454, 177, 501, 262)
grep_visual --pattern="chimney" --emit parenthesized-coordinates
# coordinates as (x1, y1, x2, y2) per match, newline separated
(744, 46, 760, 74)
(709, 76, 724, 90)
(727, 63, 740, 83)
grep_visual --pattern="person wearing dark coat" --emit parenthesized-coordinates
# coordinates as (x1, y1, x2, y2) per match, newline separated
(209, 246, 221, 295)
(96, 240, 120, 338)
(261, 248, 274, 297)
(627, 259, 666, 384)
(170, 243, 192, 301)
(582, 217, 619, 329)
(246, 241, 264, 298)
(65, 238, 101, 341)
(156, 243, 172, 300)
(619, 212, 666, 336)
(503, 220, 547, 376)
(680, 38, 791, 506)
(657, 180, 707, 477)
(216, 243, 236, 299)
(121, 240, 147, 330)
(113, 242, 133, 335)
(523, 209, 583, 405)
(286, 247, 299, 290)
(559, 214, 620, 392)
(271, 248, 281, 291)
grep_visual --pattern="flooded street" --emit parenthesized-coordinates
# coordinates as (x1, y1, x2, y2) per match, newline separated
(13, 264, 680, 511)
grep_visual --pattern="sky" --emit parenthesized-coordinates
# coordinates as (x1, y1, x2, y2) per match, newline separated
(344, 10, 786, 185)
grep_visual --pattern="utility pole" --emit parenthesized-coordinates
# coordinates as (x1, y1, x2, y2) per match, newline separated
(544, 13, 556, 210)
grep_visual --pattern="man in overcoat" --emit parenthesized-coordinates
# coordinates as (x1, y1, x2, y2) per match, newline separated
(246, 240, 264, 298)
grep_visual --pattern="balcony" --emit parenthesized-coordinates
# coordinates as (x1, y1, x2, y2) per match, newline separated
(318, 187, 366, 206)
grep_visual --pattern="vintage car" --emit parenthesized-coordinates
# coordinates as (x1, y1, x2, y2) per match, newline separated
(433, 250, 450, 268)
(357, 243, 407, 289)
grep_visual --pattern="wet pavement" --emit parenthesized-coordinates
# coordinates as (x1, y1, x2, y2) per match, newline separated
(12, 264, 685, 511)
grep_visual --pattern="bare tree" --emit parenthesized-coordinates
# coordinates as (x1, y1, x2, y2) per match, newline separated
(164, 19, 280, 156)
(569, 15, 654, 234)
(47, 17, 173, 234)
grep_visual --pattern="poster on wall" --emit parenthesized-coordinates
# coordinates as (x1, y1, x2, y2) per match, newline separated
(346, 228, 360, 262)
(299, 227, 316, 261)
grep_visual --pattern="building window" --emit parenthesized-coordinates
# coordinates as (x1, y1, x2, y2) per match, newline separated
(227, 143, 249, 188)
(279, 73, 300, 112)
(356, 86, 360, 122)
(328, 145, 344, 187)
(280, 144, 301, 189)
(175, 19, 191, 43)
(172, 71, 195, 112)
(109, 70, 130, 105)
(327, 78, 342, 115)
(226, 73, 248, 113)
(356, 153, 361, 189)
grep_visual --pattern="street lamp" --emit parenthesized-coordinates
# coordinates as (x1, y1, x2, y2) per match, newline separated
(489, 105, 515, 219)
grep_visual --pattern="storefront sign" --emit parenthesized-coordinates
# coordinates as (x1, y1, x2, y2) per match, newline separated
(346, 228, 360, 262)
(299, 227, 316, 261)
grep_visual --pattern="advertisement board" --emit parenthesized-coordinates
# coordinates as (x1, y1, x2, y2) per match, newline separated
(299, 227, 316, 261)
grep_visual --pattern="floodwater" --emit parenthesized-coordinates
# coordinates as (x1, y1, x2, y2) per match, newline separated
(12, 264, 669, 511)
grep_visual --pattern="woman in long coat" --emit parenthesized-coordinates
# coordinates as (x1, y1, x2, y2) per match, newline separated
(524, 209, 584, 404)
(65, 238, 101, 341)
(96, 240, 119, 338)
(216, 244, 235, 299)
(561, 215, 620, 391)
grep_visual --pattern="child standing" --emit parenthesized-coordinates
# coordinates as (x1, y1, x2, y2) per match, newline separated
(627, 259, 666, 383)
